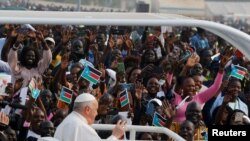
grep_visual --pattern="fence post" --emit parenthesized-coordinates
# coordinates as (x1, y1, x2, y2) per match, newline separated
(129, 129, 136, 140)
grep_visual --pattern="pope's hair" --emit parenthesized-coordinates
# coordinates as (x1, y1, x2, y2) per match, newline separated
(73, 101, 94, 112)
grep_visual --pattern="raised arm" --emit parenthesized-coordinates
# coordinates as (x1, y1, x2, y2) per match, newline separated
(36, 31, 52, 74)
(197, 54, 231, 103)
(7, 33, 25, 74)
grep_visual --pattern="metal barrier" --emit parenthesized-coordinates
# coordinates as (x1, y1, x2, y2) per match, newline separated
(92, 124, 185, 141)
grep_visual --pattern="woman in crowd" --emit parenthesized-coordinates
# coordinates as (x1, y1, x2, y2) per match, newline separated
(8, 31, 52, 87)
(171, 54, 229, 123)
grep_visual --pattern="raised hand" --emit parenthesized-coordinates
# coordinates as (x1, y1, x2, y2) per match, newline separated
(185, 53, 200, 68)
(98, 63, 106, 78)
(141, 64, 154, 77)
(220, 54, 231, 68)
(15, 33, 25, 46)
(62, 27, 72, 44)
(116, 35, 124, 46)
(162, 100, 176, 120)
(112, 120, 127, 139)
(220, 47, 235, 68)
(61, 53, 70, 69)
(0, 112, 9, 125)
(90, 44, 99, 55)
(6, 25, 18, 38)
(135, 82, 144, 101)
(108, 36, 115, 49)
(35, 31, 45, 41)
(27, 31, 37, 40)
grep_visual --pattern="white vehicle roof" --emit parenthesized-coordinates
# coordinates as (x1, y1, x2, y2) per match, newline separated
(1, 11, 249, 59)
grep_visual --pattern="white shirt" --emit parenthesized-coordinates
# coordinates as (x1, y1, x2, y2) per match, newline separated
(210, 94, 249, 116)
(54, 111, 118, 141)
(27, 130, 41, 139)
(228, 98, 248, 116)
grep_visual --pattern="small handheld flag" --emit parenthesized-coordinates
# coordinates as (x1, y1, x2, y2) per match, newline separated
(230, 65, 247, 80)
(80, 65, 102, 84)
(152, 112, 167, 127)
(59, 87, 73, 104)
(28, 78, 40, 100)
(119, 89, 129, 107)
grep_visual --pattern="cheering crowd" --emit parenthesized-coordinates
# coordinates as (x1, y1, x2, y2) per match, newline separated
(0, 22, 250, 141)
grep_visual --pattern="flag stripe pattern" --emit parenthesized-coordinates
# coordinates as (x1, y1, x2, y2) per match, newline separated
(59, 87, 73, 104)
(230, 65, 247, 80)
(64, 92, 72, 99)
(153, 112, 167, 127)
(81, 65, 102, 84)
(119, 89, 129, 107)
(28, 78, 40, 100)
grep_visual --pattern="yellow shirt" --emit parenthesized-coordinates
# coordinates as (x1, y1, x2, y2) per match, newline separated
(170, 122, 208, 141)
(51, 55, 62, 67)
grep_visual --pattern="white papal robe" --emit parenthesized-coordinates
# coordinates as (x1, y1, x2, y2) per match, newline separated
(54, 111, 117, 141)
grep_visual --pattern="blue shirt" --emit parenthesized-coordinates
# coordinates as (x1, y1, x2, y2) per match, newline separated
(191, 33, 210, 53)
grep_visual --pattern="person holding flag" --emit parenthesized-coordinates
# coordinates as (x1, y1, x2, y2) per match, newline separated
(230, 65, 248, 80)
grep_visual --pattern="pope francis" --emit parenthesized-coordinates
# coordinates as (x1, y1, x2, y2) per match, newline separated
(54, 93, 127, 141)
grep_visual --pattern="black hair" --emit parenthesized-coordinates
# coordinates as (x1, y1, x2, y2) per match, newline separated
(19, 46, 40, 68)
(136, 132, 152, 140)
(198, 47, 213, 57)
(176, 76, 194, 89)
(143, 73, 159, 87)
(197, 27, 205, 34)
(40, 89, 52, 96)
(70, 62, 84, 71)
(226, 77, 243, 89)
(99, 93, 114, 105)
(212, 105, 233, 124)
(227, 109, 246, 125)
(123, 56, 140, 69)
(127, 66, 141, 83)
(70, 62, 84, 77)
(141, 49, 158, 68)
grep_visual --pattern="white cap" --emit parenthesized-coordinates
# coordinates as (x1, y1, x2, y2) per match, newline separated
(44, 37, 55, 45)
(38, 137, 59, 141)
(106, 69, 116, 88)
(191, 27, 197, 32)
(148, 98, 162, 106)
(74, 93, 96, 103)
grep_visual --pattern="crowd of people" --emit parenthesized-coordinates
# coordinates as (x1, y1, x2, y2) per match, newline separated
(0, 18, 250, 141)
(0, 0, 127, 12)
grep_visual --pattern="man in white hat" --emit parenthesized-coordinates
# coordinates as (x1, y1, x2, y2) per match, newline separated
(54, 93, 127, 141)
(44, 37, 55, 50)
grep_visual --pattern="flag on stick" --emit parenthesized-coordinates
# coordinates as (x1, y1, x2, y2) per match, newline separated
(59, 87, 73, 104)
(119, 89, 129, 107)
(28, 78, 40, 100)
(230, 65, 247, 80)
(152, 112, 167, 127)
(80, 65, 102, 84)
